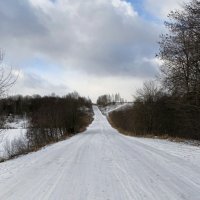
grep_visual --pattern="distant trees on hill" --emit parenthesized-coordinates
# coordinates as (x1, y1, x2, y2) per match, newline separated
(97, 93, 125, 106)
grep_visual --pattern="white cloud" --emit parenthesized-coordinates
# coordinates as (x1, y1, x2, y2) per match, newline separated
(144, 0, 189, 19)
(111, 0, 138, 17)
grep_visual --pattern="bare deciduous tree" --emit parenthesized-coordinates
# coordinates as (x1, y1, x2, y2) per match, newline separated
(0, 50, 17, 97)
(158, 0, 200, 104)
(136, 81, 161, 103)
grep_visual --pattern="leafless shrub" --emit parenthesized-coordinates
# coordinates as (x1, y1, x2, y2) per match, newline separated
(3, 137, 29, 159)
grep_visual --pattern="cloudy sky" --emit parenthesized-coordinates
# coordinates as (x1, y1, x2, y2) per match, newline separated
(0, 0, 187, 102)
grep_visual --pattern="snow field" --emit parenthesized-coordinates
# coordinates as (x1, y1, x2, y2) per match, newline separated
(0, 106, 199, 199)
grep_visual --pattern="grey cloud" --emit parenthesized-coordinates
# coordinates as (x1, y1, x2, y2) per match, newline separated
(10, 72, 70, 96)
(0, 0, 161, 78)
(0, 0, 46, 37)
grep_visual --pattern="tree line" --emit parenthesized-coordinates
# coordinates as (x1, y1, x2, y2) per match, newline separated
(0, 93, 93, 158)
(109, 0, 200, 141)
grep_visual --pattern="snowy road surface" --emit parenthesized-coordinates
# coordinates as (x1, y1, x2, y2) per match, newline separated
(0, 106, 200, 200)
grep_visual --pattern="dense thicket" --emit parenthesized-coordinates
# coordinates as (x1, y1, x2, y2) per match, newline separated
(27, 93, 93, 149)
(0, 95, 41, 117)
(109, 0, 200, 141)
(0, 93, 93, 149)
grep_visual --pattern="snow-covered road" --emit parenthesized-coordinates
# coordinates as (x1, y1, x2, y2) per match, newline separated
(0, 106, 200, 200)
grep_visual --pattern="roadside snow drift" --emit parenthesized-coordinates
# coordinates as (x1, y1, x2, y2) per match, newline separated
(0, 106, 200, 200)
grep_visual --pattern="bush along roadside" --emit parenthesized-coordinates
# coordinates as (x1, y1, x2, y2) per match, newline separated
(108, 89, 200, 141)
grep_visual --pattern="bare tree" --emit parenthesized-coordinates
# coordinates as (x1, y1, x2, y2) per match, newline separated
(158, 0, 200, 104)
(136, 81, 161, 103)
(0, 50, 18, 131)
(0, 50, 17, 97)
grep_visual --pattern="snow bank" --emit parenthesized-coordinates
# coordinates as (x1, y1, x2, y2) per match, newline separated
(0, 117, 27, 159)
